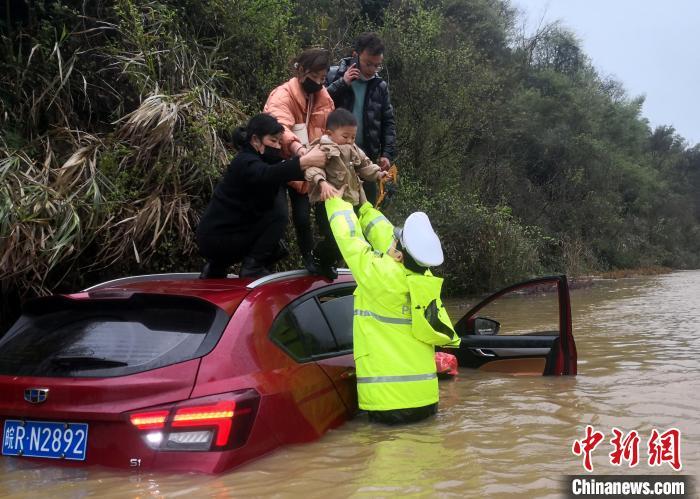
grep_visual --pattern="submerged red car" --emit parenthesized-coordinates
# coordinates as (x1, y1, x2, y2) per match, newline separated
(0, 271, 576, 473)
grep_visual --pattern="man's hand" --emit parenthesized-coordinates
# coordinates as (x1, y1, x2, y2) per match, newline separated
(378, 157, 391, 171)
(343, 63, 361, 85)
(299, 148, 327, 169)
(318, 180, 340, 201)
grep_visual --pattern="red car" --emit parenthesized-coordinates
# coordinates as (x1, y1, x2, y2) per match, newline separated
(0, 271, 575, 473)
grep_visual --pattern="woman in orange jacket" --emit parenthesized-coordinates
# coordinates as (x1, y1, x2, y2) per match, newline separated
(264, 48, 335, 273)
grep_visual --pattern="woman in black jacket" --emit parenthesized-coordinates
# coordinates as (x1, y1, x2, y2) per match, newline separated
(197, 114, 327, 278)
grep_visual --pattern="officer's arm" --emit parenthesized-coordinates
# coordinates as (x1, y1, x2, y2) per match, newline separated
(356, 202, 395, 253)
(325, 198, 385, 280)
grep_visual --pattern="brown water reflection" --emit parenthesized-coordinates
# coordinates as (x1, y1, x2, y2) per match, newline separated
(2, 271, 699, 498)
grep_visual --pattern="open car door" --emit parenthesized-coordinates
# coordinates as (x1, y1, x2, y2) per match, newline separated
(450, 275, 576, 376)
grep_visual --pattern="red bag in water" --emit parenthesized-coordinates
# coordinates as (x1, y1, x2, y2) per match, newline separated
(435, 352, 458, 377)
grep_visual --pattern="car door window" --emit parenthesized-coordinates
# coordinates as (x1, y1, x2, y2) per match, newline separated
(269, 285, 356, 361)
(268, 310, 309, 359)
(269, 297, 339, 360)
(291, 299, 337, 356)
(469, 281, 560, 336)
(319, 294, 354, 351)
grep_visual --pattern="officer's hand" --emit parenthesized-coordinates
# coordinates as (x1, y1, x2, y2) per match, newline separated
(378, 157, 391, 171)
(343, 64, 361, 85)
(299, 148, 327, 169)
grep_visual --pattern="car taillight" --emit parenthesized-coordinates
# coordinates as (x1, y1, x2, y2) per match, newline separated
(129, 410, 169, 430)
(127, 390, 259, 452)
(172, 401, 236, 446)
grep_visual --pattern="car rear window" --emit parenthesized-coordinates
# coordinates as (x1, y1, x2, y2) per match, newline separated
(0, 294, 229, 377)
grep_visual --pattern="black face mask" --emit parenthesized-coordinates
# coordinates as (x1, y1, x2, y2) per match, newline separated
(301, 77, 323, 94)
(261, 145, 283, 163)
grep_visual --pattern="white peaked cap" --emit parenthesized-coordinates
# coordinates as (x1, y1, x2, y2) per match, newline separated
(394, 212, 444, 267)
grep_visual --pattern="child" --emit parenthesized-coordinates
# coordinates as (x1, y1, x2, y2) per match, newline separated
(304, 108, 387, 278)
(305, 108, 386, 204)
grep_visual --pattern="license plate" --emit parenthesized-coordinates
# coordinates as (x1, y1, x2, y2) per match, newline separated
(2, 420, 88, 460)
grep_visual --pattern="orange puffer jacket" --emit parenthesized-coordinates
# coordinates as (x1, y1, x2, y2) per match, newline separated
(264, 77, 335, 159)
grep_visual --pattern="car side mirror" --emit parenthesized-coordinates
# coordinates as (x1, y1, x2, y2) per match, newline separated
(474, 317, 500, 335)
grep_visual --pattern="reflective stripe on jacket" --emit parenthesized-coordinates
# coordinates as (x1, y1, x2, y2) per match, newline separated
(325, 198, 460, 411)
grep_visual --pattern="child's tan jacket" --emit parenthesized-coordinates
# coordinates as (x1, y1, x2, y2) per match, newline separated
(305, 135, 382, 205)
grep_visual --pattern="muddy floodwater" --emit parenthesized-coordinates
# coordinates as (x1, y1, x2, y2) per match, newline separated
(2, 271, 699, 498)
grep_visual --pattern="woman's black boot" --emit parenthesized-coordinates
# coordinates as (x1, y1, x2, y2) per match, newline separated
(303, 253, 323, 276)
(239, 257, 272, 278)
(199, 261, 228, 279)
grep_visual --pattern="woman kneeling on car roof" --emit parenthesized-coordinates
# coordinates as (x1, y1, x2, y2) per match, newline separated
(197, 113, 327, 278)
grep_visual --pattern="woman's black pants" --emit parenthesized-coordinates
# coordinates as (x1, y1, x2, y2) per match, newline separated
(287, 186, 314, 259)
(197, 189, 288, 277)
(313, 202, 342, 267)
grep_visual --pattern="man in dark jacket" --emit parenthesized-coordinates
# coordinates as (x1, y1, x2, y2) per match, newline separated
(326, 32, 396, 204)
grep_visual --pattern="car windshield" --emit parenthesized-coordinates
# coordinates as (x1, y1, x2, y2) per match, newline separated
(0, 294, 229, 377)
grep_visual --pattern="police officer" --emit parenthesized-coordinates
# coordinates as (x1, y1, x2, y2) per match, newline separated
(325, 190, 460, 424)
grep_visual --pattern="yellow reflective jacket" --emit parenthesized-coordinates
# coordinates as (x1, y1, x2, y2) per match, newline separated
(325, 198, 460, 411)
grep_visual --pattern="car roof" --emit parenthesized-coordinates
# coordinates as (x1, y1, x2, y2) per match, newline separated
(75, 270, 355, 315)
